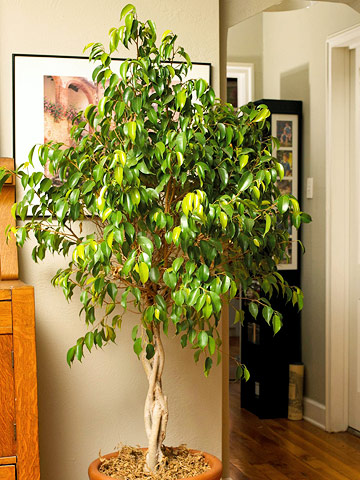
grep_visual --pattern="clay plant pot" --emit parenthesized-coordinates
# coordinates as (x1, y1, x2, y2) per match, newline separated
(88, 449, 222, 480)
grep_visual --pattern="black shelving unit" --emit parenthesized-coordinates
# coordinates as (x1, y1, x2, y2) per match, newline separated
(240, 99, 303, 419)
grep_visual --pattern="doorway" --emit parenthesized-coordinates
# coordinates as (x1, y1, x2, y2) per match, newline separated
(326, 24, 360, 432)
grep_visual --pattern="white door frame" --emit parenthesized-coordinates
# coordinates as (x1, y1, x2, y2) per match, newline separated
(226, 63, 255, 105)
(326, 24, 360, 432)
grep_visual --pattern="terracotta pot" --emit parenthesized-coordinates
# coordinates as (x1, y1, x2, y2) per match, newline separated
(88, 449, 222, 480)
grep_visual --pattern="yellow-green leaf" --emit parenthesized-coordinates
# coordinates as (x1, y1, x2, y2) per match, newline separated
(172, 226, 181, 242)
(176, 89, 186, 111)
(176, 151, 184, 166)
(264, 214, 271, 236)
(139, 262, 149, 283)
(107, 231, 114, 248)
(161, 29, 172, 41)
(127, 121, 136, 142)
(102, 207, 112, 222)
(220, 211, 228, 229)
(114, 166, 123, 185)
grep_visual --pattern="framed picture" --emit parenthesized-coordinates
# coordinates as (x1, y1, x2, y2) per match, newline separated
(271, 112, 299, 270)
(13, 54, 211, 201)
(226, 63, 254, 108)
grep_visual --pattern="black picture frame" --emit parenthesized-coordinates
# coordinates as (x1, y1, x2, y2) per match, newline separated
(12, 53, 211, 203)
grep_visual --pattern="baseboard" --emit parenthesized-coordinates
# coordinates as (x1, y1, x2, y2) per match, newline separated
(303, 396, 326, 430)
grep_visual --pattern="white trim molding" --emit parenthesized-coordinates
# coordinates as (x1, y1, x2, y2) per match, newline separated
(325, 24, 360, 432)
(303, 397, 326, 430)
(226, 63, 254, 106)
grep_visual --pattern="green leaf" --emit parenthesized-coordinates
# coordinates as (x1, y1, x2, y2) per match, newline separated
(131, 325, 138, 341)
(204, 357, 212, 377)
(198, 331, 208, 349)
(239, 154, 249, 171)
(197, 264, 209, 282)
(277, 195, 289, 214)
(120, 3, 135, 19)
(272, 314, 282, 335)
(55, 199, 68, 222)
(234, 310, 244, 325)
(133, 338, 142, 358)
(163, 270, 177, 289)
(218, 168, 228, 190)
(262, 306, 273, 325)
(249, 302, 258, 319)
(138, 236, 154, 256)
(175, 132, 187, 154)
(68, 172, 82, 188)
(238, 171, 253, 192)
(126, 121, 137, 142)
(209, 291, 221, 313)
(76, 341, 83, 362)
(147, 107, 158, 124)
(125, 12, 134, 34)
(172, 257, 184, 273)
(220, 212, 228, 230)
(155, 141, 165, 156)
(264, 214, 271, 236)
(173, 290, 184, 306)
(66, 346, 76, 366)
(253, 107, 270, 123)
(85, 332, 94, 352)
(107, 282, 118, 301)
(187, 288, 200, 306)
(10, 203, 17, 220)
(115, 101, 126, 119)
(146, 344, 155, 360)
(230, 280, 237, 299)
(122, 251, 137, 276)
(176, 89, 187, 110)
(139, 262, 149, 283)
(221, 276, 231, 294)
(195, 78, 207, 98)
(149, 266, 160, 283)
(208, 336, 216, 355)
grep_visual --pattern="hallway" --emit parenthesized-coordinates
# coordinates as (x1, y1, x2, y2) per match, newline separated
(229, 383, 360, 479)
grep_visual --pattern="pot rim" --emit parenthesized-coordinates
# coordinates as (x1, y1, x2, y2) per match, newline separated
(88, 448, 223, 480)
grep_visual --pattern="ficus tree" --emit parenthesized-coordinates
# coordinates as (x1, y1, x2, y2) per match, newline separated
(0, 3, 310, 473)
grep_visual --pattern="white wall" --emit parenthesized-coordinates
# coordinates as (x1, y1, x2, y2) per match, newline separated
(227, 1, 360, 410)
(0, 1, 221, 479)
(227, 14, 263, 98)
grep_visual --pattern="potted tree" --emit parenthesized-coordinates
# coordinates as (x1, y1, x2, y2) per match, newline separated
(0, 4, 310, 479)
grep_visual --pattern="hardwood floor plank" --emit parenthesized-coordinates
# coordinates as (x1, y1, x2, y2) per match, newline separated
(229, 383, 360, 480)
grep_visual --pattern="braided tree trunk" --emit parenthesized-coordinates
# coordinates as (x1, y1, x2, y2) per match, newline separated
(140, 324, 168, 471)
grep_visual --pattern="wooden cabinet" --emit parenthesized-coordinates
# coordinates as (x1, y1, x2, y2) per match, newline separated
(0, 465, 16, 480)
(0, 281, 40, 480)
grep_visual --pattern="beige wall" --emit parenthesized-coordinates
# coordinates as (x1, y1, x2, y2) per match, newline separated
(0, 1, 221, 479)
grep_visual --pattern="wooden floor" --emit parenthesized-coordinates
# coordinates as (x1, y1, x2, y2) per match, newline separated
(229, 383, 360, 480)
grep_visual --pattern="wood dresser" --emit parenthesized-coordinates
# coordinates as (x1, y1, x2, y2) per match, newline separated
(0, 158, 40, 480)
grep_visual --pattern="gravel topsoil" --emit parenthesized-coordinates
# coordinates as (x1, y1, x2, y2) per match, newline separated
(98, 445, 211, 480)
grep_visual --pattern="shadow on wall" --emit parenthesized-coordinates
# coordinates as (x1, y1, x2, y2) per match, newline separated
(280, 64, 310, 184)
(280, 64, 311, 395)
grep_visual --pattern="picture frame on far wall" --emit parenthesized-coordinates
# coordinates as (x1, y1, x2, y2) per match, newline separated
(271, 112, 299, 270)
(12, 54, 211, 202)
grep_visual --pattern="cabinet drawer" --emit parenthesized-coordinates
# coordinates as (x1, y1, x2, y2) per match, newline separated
(0, 335, 16, 457)
(0, 302, 12, 334)
(0, 465, 15, 480)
